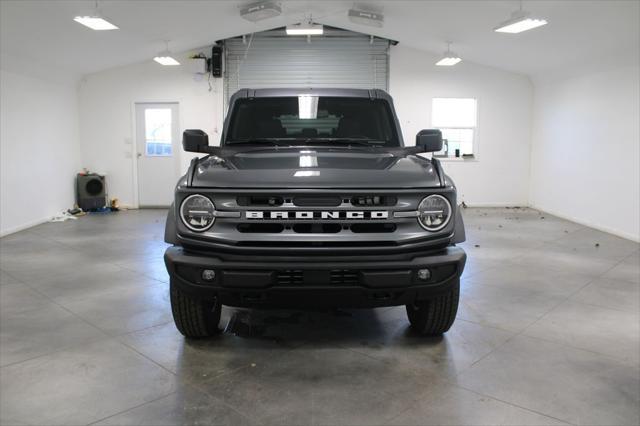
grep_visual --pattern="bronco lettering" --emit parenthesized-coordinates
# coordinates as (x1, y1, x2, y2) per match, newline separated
(245, 211, 389, 219)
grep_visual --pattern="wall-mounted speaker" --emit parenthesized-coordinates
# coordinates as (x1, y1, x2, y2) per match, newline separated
(76, 174, 106, 211)
(211, 45, 223, 77)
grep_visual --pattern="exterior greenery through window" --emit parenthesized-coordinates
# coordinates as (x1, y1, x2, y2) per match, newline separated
(431, 98, 477, 157)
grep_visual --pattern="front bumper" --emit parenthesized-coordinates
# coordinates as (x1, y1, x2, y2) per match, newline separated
(164, 246, 466, 308)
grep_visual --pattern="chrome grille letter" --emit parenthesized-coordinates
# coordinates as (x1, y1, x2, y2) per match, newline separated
(296, 211, 314, 219)
(270, 211, 288, 219)
(321, 211, 340, 219)
(346, 211, 364, 219)
(370, 211, 389, 219)
(246, 211, 263, 219)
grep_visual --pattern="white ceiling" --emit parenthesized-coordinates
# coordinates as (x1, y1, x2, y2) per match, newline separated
(1, 0, 638, 80)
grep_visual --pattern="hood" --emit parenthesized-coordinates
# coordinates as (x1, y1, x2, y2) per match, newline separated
(190, 147, 441, 189)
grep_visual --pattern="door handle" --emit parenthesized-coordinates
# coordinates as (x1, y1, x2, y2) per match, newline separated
(137, 153, 142, 158)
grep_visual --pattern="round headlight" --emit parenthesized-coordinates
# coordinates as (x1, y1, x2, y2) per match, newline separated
(180, 194, 216, 232)
(417, 195, 452, 232)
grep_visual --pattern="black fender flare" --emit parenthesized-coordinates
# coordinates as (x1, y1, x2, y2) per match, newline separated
(452, 208, 466, 244)
(164, 203, 177, 244)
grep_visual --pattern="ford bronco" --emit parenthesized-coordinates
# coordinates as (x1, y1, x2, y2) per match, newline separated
(164, 88, 466, 338)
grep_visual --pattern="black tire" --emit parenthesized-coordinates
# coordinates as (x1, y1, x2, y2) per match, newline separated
(170, 281, 221, 338)
(406, 279, 459, 335)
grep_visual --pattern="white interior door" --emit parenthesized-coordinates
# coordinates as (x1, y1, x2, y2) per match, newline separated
(135, 102, 180, 207)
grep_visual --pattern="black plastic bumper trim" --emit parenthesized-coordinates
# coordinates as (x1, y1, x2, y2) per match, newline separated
(164, 246, 466, 308)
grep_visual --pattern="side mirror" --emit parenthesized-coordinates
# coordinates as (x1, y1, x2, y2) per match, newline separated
(183, 129, 209, 153)
(416, 129, 443, 152)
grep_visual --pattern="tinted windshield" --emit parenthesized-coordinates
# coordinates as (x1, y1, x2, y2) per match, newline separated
(225, 96, 400, 147)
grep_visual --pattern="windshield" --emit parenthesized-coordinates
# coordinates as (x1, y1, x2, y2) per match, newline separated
(225, 96, 400, 147)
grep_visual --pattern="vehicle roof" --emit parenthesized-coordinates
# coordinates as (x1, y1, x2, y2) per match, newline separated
(230, 88, 393, 102)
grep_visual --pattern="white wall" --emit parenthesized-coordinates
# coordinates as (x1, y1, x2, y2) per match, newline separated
(530, 64, 640, 241)
(390, 45, 533, 206)
(79, 44, 533, 209)
(5, 38, 637, 243)
(0, 69, 81, 236)
(78, 50, 223, 208)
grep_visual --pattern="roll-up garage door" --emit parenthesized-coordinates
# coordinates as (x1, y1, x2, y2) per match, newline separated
(223, 27, 390, 109)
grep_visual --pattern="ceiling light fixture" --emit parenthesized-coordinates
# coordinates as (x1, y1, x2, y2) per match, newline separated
(348, 9, 384, 28)
(286, 20, 323, 36)
(73, 1, 118, 30)
(435, 43, 461, 66)
(494, 1, 547, 33)
(73, 16, 118, 30)
(154, 55, 180, 66)
(240, 1, 282, 22)
(154, 41, 180, 66)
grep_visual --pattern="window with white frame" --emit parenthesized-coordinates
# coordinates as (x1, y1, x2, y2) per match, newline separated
(431, 98, 477, 157)
(144, 108, 173, 156)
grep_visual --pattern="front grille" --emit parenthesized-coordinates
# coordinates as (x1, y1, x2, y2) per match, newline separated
(184, 190, 453, 253)
(236, 194, 398, 208)
(237, 195, 284, 206)
(237, 223, 284, 233)
(229, 193, 403, 234)
(292, 223, 342, 233)
(350, 223, 396, 233)
(293, 196, 342, 207)
(351, 195, 397, 206)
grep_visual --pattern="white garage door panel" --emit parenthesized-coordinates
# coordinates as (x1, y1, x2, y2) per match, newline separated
(224, 28, 390, 107)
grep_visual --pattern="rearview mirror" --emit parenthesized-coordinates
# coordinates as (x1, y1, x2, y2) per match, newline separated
(183, 129, 209, 153)
(416, 129, 443, 152)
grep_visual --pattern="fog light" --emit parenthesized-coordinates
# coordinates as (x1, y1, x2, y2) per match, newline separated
(417, 268, 431, 281)
(202, 269, 216, 282)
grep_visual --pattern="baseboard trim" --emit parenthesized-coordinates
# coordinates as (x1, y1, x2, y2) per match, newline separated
(529, 204, 640, 243)
(0, 207, 144, 237)
(461, 202, 527, 208)
(0, 217, 50, 238)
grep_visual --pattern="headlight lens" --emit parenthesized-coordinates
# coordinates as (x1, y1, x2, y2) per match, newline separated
(417, 195, 452, 232)
(180, 194, 216, 232)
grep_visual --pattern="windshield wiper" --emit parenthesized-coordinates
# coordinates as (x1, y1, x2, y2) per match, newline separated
(309, 138, 387, 147)
(226, 137, 389, 148)
(225, 138, 294, 147)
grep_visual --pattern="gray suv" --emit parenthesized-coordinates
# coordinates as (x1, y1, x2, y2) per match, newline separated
(164, 88, 466, 338)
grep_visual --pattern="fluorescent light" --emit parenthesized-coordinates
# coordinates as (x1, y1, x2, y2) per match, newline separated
(286, 22, 323, 36)
(348, 9, 384, 28)
(495, 17, 547, 33)
(436, 43, 461, 66)
(436, 56, 462, 66)
(154, 56, 180, 66)
(154, 41, 180, 66)
(240, 1, 281, 22)
(73, 15, 118, 30)
(494, 11, 547, 33)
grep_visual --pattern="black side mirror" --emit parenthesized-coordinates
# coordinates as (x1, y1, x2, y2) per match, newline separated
(183, 129, 209, 153)
(416, 129, 443, 152)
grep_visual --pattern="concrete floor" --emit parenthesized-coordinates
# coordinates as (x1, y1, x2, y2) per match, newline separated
(0, 208, 638, 425)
